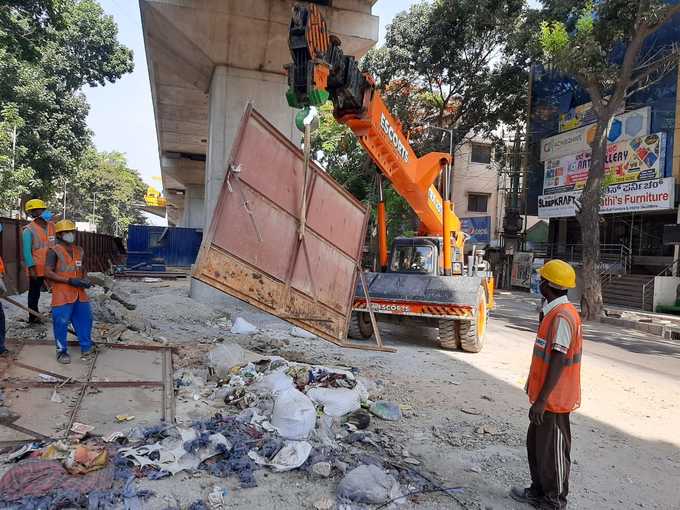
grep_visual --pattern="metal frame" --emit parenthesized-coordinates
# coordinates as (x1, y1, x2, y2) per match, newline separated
(0, 341, 175, 447)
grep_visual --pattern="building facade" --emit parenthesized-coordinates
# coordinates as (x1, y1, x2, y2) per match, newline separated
(453, 139, 502, 248)
(527, 18, 680, 275)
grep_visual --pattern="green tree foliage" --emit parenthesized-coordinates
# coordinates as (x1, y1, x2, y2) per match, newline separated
(373, 0, 529, 153)
(537, 0, 680, 319)
(312, 104, 415, 242)
(311, 0, 528, 258)
(0, 104, 38, 212)
(0, 1, 133, 199)
(66, 149, 146, 236)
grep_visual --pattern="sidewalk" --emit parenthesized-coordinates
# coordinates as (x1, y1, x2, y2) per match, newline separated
(495, 289, 680, 340)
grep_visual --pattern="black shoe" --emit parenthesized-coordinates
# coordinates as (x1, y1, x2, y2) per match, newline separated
(0, 349, 12, 358)
(57, 351, 71, 364)
(510, 486, 543, 507)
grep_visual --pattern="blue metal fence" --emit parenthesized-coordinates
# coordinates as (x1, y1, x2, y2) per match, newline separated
(126, 225, 202, 268)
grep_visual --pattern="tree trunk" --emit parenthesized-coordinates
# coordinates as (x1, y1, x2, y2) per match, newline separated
(577, 121, 608, 320)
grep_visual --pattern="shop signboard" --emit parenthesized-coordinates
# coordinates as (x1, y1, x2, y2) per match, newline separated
(540, 106, 651, 161)
(538, 177, 675, 218)
(559, 99, 623, 133)
(543, 132, 666, 194)
(461, 216, 491, 244)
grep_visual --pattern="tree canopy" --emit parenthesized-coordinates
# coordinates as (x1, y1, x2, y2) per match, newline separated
(0, 0, 134, 210)
(65, 149, 147, 236)
(312, 0, 529, 254)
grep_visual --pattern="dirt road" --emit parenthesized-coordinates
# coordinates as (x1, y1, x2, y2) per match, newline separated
(3, 280, 678, 509)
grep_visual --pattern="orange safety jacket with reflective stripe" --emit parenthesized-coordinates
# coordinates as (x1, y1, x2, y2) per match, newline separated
(50, 244, 89, 307)
(527, 302, 582, 413)
(24, 220, 56, 277)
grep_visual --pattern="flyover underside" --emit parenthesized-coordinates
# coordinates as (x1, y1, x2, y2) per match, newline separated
(140, 0, 378, 228)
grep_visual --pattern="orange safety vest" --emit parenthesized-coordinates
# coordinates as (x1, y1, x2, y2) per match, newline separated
(24, 220, 56, 277)
(527, 302, 582, 413)
(0, 256, 4, 274)
(50, 244, 89, 307)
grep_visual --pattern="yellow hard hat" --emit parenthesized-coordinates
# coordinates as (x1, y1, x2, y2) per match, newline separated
(55, 219, 76, 234)
(537, 259, 576, 289)
(25, 199, 47, 212)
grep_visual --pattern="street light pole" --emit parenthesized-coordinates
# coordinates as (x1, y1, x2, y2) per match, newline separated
(91, 192, 98, 229)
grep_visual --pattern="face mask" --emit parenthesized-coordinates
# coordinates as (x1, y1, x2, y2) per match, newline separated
(62, 232, 75, 244)
(41, 210, 54, 221)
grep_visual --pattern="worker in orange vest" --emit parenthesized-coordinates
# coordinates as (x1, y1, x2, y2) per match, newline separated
(0, 223, 8, 356)
(44, 220, 94, 364)
(22, 199, 56, 324)
(511, 259, 582, 510)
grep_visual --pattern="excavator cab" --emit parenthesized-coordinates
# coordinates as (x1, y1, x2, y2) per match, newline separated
(389, 237, 439, 275)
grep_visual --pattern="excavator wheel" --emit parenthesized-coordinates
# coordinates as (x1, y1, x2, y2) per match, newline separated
(457, 287, 488, 353)
(437, 319, 460, 350)
(348, 311, 374, 339)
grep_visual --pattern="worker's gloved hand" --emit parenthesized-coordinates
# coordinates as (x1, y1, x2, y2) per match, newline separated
(68, 278, 93, 289)
(0, 277, 6, 296)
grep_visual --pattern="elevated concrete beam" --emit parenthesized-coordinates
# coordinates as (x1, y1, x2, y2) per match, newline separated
(140, 2, 214, 92)
(162, 156, 205, 187)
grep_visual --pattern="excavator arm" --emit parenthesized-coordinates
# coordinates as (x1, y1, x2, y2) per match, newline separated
(286, 4, 464, 274)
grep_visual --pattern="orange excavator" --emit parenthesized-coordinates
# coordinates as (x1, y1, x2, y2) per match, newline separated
(285, 4, 494, 352)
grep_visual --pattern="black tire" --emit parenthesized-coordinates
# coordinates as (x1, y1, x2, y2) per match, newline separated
(437, 319, 460, 350)
(457, 287, 487, 353)
(348, 311, 374, 339)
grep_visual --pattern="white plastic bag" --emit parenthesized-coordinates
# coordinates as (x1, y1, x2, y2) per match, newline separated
(252, 369, 295, 396)
(271, 388, 316, 440)
(231, 317, 258, 335)
(337, 464, 403, 504)
(248, 440, 312, 472)
(208, 343, 260, 378)
(306, 387, 361, 417)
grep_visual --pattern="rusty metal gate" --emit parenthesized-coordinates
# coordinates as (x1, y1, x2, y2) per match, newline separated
(193, 105, 381, 348)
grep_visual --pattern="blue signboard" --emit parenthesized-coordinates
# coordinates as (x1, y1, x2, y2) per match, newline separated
(461, 216, 491, 244)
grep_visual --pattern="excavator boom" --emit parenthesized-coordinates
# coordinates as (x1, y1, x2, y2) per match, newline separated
(286, 4, 462, 246)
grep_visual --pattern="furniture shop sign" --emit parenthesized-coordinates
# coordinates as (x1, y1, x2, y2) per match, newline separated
(461, 216, 491, 244)
(540, 106, 651, 161)
(538, 177, 675, 218)
(542, 132, 666, 194)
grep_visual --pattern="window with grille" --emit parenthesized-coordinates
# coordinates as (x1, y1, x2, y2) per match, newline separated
(471, 143, 492, 164)
(467, 193, 489, 213)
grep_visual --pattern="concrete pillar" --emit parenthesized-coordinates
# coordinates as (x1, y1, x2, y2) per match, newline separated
(182, 185, 205, 229)
(205, 65, 229, 228)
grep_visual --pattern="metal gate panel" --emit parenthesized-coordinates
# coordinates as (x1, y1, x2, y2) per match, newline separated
(193, 105, 370, 345)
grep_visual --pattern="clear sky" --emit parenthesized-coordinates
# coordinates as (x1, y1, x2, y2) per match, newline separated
(83, 0, 416, 190)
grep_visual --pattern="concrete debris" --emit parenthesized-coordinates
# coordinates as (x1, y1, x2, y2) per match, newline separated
(89, 272, 137, 310)
(311, 461, 332, 478)
(314, 496, 335, 510)
(91, 293, 151, 333)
